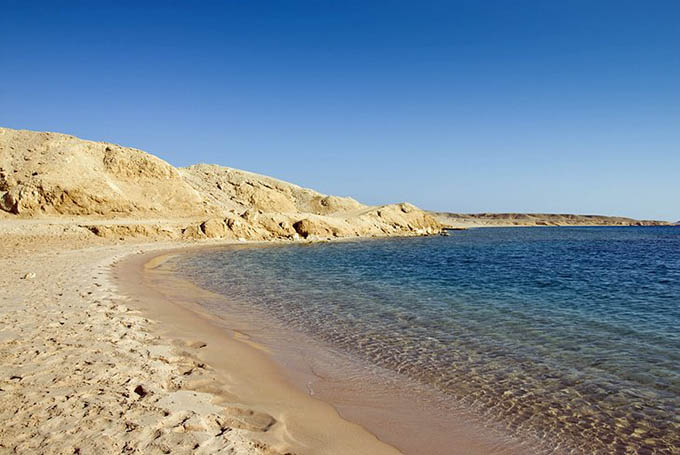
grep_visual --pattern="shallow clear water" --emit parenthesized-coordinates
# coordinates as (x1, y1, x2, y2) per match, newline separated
(175, 227, 680, 453)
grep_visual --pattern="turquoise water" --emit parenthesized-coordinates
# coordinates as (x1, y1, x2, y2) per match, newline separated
(176, 227, 680, 453)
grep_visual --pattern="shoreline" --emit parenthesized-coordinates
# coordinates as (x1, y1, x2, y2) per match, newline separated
(5, 226, 669, 453)
(114, 243, 404, 455)
(0, 238, 397, 454)
(117, 242, 531, 455)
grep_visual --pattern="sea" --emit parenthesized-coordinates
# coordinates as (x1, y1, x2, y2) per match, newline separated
(169, 226, 680, 453)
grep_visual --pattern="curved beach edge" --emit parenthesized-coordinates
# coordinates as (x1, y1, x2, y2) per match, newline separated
(115, 242, 406, 455)
(0, 237, 401, 455)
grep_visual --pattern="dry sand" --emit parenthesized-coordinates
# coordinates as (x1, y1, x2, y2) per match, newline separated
(0, 234, 404, 454)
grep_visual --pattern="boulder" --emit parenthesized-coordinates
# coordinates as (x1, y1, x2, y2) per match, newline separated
(182, 224, 205, 240)
(200, 218, 228, 238)
(293, 218, 336, 239)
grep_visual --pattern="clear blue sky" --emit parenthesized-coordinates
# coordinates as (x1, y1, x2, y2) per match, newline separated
(1, 1, 678, 220)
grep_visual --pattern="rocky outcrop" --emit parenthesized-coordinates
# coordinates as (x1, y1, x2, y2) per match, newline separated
(179, 164, 364, 215)
(0, 128, 208, 217)
(200, 218, 229, 238)
(293, 218, 336, 239)
(0, 127, 443, 241)
(84, 223, 179, 239)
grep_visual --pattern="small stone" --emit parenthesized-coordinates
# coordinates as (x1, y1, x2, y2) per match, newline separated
(133, 385, 148, 398)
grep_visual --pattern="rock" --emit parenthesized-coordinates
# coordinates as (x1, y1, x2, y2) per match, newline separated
(293, 218, 336, 239)
(182, 224, 204, 240)
(22, 272, 36, 280)
(200, 218, 228, 238)
(1, 185, 42, 214)
(225, 215, 263, 239)
(180, 164, 363, 216)
(0, 127, 205, 217)
(0, 190, 14, 213)
(85, 224, 176, 239)
(133, 384, 148, 398)
(253, 214, 296, 237)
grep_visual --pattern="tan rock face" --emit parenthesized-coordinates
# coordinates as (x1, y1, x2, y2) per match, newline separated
(0, 128, 206, 217)
(293, 218, 337, 239)
(0, 127, 444, 240)
(179, 164, 364, 215)
(200, 218, 229, 239)
(84, 223, 178, 239)
(181, 224, 205, 240)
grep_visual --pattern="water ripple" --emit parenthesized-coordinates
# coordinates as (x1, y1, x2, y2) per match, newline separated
(176, 227, 680, 453)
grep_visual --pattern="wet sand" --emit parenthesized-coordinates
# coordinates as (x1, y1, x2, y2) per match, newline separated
(117, 245, 531, 455)
(116, 247, 403, 455)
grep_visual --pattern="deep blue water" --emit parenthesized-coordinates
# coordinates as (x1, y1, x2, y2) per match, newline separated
(176, 227, 680, 453)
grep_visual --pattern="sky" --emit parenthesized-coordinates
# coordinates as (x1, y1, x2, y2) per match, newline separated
(1, 1, 679, 220)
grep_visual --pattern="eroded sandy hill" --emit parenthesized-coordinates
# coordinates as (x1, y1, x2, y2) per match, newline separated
(0, 128, 209, 218)
(0, 127, 443, 241)
(180, 164, 365, 215)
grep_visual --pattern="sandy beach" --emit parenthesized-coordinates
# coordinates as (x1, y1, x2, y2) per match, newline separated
(0, 230, 411, 454)
(1, 216, 533, 454)
(122, 244, 529, 455)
